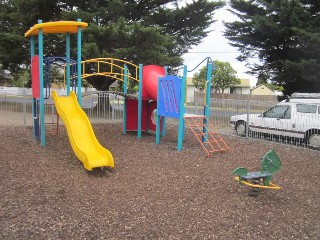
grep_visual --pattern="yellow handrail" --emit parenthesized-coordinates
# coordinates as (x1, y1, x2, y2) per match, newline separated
(81, 58, 140, 82)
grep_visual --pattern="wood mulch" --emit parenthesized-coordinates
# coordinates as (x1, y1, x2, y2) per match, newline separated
(1, 123, 319, 239)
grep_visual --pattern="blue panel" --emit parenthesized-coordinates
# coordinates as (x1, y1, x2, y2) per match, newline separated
(158, 75, 181, 118)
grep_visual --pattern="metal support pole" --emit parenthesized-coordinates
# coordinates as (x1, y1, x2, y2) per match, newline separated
(177, 65, 187, 151)
(246, 98, 250, 138)
(123, 66, 128, 134)
(156, 77, 161, 144)
(137, 64, 143, 138)
(38, 20, 46, 146)
(77, 18, 82, 106)
(66, 33, 71, 95)
(202, 62, 213, 143)
(23, 90, 26, 127)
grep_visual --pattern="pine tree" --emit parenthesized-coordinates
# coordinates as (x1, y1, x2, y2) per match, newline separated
(0, 0, 225, 90)
(224, 0, 320, 96)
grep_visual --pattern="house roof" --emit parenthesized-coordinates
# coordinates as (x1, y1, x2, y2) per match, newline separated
(251, 84, 272, 91)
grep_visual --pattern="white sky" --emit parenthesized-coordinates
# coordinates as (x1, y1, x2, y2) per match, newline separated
(182, 2, 258, 87)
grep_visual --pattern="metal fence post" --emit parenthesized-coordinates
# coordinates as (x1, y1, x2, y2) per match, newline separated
(195, 97, 198, 114)
(111, 94, 115, 120)
(23, 90, 26, 127)
(246, 98, 250, 138)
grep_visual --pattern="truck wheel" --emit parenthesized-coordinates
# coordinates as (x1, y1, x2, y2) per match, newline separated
(307, 131, 320, 149)
(236, 121, 247, 136)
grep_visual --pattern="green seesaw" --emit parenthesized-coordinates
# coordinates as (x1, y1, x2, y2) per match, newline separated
(233, 149, 282, 196)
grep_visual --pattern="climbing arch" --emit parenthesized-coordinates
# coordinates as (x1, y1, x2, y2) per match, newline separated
(81, 58, 140, 83)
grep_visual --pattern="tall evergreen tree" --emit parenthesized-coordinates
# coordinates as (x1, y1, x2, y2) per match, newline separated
(0, 0, 61, 73)
(0, 0, 225, 90)
(224, 0, 320, 96)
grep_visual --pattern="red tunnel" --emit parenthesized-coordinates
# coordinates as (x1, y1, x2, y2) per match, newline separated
(142, 65, 166, 100)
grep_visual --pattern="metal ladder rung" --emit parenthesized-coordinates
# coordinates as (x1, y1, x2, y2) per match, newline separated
(195, 133, 204, 137)
(189, 125, 203, 128)
(184, 115, 229, 157)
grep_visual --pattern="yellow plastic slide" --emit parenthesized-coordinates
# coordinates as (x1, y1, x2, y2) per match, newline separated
(52, 91, 114, 171)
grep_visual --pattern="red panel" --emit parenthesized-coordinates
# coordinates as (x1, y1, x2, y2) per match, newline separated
(31, 55, 40, 99)
(126, 99, 147, 131)
(126, 99, 161, 131)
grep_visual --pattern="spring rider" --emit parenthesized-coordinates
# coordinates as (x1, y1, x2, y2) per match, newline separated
(233, 149, 282, 196)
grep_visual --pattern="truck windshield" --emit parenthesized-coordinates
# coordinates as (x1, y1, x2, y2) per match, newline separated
(263, 105, 291, 119)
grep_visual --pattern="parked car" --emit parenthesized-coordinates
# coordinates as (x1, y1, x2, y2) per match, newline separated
(230, 101, 320, 149)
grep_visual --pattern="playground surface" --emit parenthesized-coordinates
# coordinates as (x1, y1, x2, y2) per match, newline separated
(1, 123, 319, 239)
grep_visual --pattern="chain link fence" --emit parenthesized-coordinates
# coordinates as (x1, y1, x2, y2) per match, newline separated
(0, 90, 124, 127)
(1, 89, 319, 150)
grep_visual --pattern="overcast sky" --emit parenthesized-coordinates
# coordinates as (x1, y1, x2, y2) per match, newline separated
(182, 2, 258, 87)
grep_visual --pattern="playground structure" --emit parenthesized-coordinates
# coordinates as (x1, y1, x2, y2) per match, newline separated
(233, 149, 282, 196)
(25, 20, 115, 170)
(25, 20, 87, 144)
(80, 59, 230, 157)
(25, 20, 229, 170)
(155, 63, 229, 156)
(79, 59, 229, 157)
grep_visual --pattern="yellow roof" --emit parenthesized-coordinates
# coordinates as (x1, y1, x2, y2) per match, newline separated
(24, 21, 88, 37)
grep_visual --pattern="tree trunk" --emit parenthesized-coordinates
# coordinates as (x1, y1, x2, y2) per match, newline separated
(86, 75, 116, 112)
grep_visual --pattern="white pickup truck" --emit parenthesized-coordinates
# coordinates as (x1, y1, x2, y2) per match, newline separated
(230, 98, 320, 149)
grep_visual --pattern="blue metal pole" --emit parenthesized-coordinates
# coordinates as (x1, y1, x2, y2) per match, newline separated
(137, 64, 143, 138)
(77, 18, 82, 106)
(155, 77, 161, 144)
(66, 33, 71, 95)
(177, 65, 187, 151)
(204, 62, 213, 119)
(38, 20, 45, 146)
(123, 66, 128, 134)
(202, 62, 213, 143)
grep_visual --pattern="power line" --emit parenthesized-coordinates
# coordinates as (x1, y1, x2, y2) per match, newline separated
(185, 51, 240, 54)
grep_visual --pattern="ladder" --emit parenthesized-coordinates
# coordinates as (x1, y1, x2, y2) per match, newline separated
(184, 114, 229, 157)
(44, 103, 59, 135)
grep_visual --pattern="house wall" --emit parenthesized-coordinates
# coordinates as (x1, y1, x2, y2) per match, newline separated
(223, 78, 251, 94)
(186, 77, 196, 102)
(228, 86, 251, 94)
(186, 85, 197, 102)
